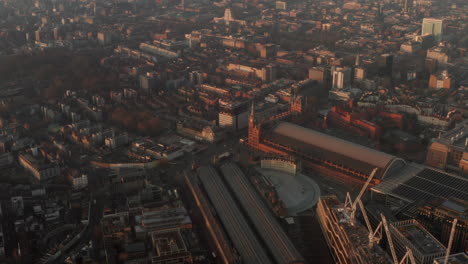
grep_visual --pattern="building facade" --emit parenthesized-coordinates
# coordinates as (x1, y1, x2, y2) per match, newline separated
(422, 18, 444, 42)
(332, 67, 351, 90)
(389, 219, 445, 264)
(426, 119, 468, 176)
(247, 101, 406, 186)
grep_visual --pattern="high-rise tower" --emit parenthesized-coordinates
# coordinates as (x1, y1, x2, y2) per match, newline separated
(422, 18, 444, 42)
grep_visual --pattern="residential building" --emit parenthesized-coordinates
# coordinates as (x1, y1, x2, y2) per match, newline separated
(18, 153, 60, 182)
(176, 122, 223, 143)
(426, 120, 468, 175)
(332, 67, 351, 90)
(429, 71, 451, 89)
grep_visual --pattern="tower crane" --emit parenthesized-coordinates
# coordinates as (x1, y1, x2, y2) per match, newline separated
(399, 247, 417, 264)
(342, 168, 382, 247)
(344, 167, 378, 223)
(444, 218, 458, 264)
(358, 199, 383, 247)
(381, 214, 398, 264)
(344, 168, 382, 247)
(381, 214, 417, 264)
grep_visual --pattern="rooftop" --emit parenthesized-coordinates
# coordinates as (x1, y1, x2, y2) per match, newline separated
(220, 162, 305, 264)
(392, 219, 446, 255)
(152, 228, 187, 257)
(269, 122, 403, 178)
(197, 166, 272, 264)
(320, 196, 392, 264)
(434, 119, 468, 149)
(433, 253, 468, 264)
(372, 163, 468, 203)
(256, 167, 320, 215)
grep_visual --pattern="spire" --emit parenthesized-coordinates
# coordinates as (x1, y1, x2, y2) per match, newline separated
(250, 101, 255, 118)
(355, 54, 361, 67)
(249, 101, 257, 127)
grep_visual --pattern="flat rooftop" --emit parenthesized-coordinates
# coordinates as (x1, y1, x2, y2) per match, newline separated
(434, 253, 468, 264)
(435, 119, 468, 149)
(152, 229, 187, 256)
(392, 220, 445, 255)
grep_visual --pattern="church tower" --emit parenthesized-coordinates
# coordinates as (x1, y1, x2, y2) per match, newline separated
(248, 102, 260, 148)
(290, 95, 303, 114)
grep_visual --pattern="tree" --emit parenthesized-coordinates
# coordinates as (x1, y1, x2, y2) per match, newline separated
(45, 77, 65, 98)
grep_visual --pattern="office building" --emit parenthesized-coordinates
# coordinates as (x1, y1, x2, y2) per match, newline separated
(427, 46, 450, 64)
(276, 1, 287, 10)
(389, 219, 445, 264)
(140, 72, 157, 91)
(332, 67, 351, 90)
(429, 71, 451, 89)
(422, 18, 444, 42)
(97, 31, 112, 45)
(189, 71, 203, 85)
(18, 153, 60, 182)
(377, 54, 394, 74)
(140, 73, 158, 90)
(309, 67, 328, 84)
(415, 198, 468, 253)
(355, 67, 366, 81)
(218, 100, 249, 130)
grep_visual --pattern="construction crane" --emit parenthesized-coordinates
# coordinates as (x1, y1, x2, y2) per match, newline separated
(382, 214, 398, 264)
(399, 247, 417, 264)
(358, 199, 383, 247)
(444, 218, 458, 264)
(344, 167, 378, 223)
(381, 214, 416, 264)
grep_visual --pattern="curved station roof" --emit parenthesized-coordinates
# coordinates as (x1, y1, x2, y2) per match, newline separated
(269, 122, 404, 179)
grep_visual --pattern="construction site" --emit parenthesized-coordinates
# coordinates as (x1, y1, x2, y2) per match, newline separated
(316, 195, 392, 264)
(316, 168, 465, 264)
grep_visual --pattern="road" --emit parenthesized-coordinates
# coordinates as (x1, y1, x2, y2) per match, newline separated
(47, 126, 361, 263)
(44, 172, 106, 263)
(48, 131, 244, 263)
